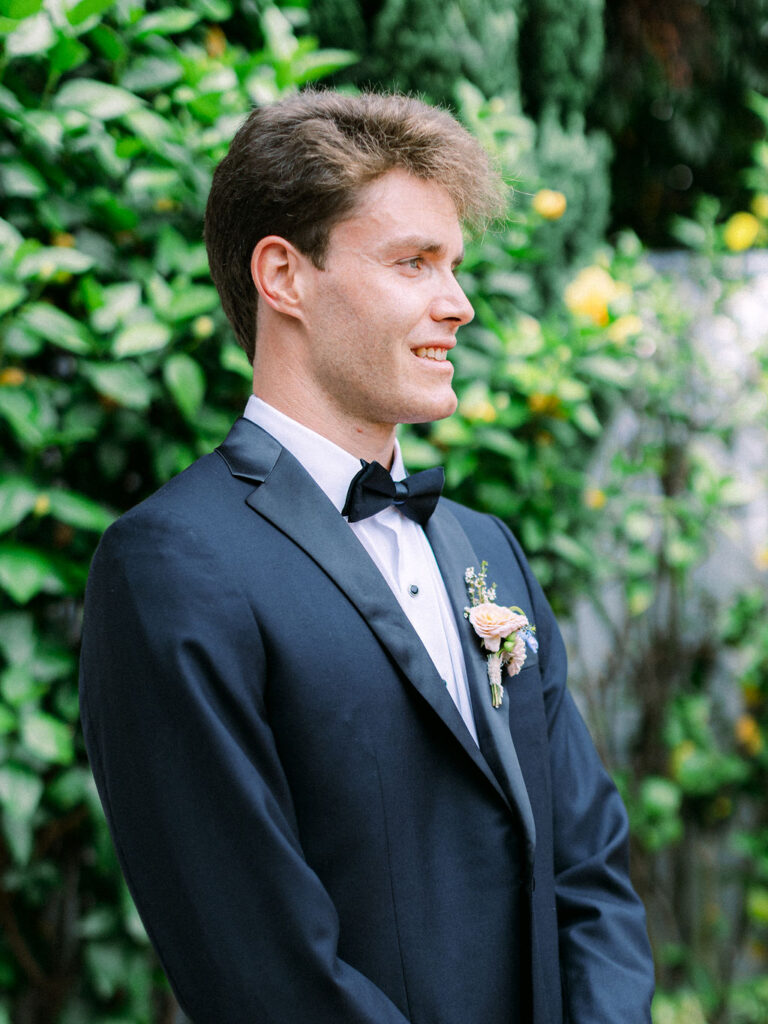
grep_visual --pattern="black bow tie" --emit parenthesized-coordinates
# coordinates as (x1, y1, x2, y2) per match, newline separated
(342, 460, 444, 526)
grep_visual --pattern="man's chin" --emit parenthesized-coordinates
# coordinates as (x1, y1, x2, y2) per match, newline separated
(400, 392, 458, 425)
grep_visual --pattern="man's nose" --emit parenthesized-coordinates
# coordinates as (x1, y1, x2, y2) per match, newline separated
(431, 272, 475, 326)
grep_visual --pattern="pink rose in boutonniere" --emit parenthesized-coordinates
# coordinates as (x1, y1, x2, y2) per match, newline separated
(465, 562, 538, 709)
(468, 604, 529, 653)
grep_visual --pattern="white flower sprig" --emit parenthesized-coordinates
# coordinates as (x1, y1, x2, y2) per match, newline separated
(464, 561, 538, 708)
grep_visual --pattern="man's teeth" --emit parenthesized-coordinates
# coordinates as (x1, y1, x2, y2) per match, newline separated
(414, 347, 448, 360)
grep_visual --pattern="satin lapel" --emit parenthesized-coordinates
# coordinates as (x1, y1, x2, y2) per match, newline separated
(217, 419, 507, 805)
(425, 503, 536, 859)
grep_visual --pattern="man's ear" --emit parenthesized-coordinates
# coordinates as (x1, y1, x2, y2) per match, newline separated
(250, 236, 309, 322)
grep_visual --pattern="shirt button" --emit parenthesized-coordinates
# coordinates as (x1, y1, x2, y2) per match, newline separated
(409, 584, 419, 596)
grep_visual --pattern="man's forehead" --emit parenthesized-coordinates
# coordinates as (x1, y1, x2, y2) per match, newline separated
(330, 169, 464, 248)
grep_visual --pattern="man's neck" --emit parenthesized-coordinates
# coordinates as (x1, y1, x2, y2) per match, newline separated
(251, 386, 397, 470)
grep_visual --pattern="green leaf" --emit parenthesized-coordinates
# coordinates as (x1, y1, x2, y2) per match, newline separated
(261, 4, 298, 61)
(292, 49, 357, 85)
(0, 161, 46, 198)
(17, 247, 95, 279)
(66, 0, 115, 27)
(0, 544, 69, 603)
(0, 477, 38, 533)
(20, 302, 95, 353)
(20, 710, 74, 765)
(2, 815, 34, 865)
(4, 10, 54, 56)
(1, 664, 44, 707)
(572, 403, 601, 437)
(549, 533, 592, 569)
(54, 79, 143, 120)
(0, 612, 35, 664)
(85, 941, 127, 1000)
(125, 167, 178, 193)
(81, 361, 153, 410)
(121, 57, 184, 94)
(220, 343, 252, 380)
(112, 321, 171, 358)
(47, 766, 89, 809)
(0, 704, 16, 735)
(47, 490, 115, 532)
(0, 762, 41, 862)
(163, 353, 205, 420)
(166, 285, 219, 322)
(0, 762, 43, 821)
(0, 387, 54, 448)
(133, 7, 200, 37)
(89, 22, 126, 61)
(0, 0, 43, 16)
(49, 34, 89, 72)
(90, 281, 141, 333)
(0, 217, 24, 256)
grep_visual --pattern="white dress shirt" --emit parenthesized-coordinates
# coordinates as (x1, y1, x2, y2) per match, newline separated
(244, 396, 478, 743)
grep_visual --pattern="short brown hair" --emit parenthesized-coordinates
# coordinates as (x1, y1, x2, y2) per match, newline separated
(204, 89, 504, 361)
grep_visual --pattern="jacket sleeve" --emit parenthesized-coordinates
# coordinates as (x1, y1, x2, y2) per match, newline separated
(79, 510, 411, 1024)
(493, 518, 655, 1024)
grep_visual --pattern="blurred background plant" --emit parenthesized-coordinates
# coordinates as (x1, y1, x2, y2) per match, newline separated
(1, 0, 767, 1020)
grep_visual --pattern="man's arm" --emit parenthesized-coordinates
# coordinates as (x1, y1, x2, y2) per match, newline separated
(79, 510, 411, 1024)
(493, 518, 655, 1023)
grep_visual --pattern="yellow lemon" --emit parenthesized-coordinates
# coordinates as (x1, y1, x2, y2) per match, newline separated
(723, 212, 760, 252)
(564, 266, 621, 326)
(584, 487, 607, 510)
(735, 714, 763, 755)
(532, 189, 567, 221)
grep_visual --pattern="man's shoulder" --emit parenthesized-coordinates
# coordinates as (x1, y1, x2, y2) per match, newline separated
(113, 448, 231, 531)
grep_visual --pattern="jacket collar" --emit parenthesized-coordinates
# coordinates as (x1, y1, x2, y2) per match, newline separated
(217, 417, 536, 860)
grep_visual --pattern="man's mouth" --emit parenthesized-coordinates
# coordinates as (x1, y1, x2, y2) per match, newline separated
(413, 347, 449, 361)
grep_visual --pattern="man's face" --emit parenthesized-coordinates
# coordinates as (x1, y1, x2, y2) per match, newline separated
(298, 169, 474, 434)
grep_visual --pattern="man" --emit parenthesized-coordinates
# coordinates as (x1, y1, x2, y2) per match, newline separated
(79, 90, 654, 1023)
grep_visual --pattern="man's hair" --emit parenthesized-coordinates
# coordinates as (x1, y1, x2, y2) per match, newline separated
(204, 89, 505, 361)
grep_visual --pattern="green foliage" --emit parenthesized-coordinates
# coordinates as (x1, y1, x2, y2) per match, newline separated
(518, 0, 605, 119)
(596, 0, 768, 245)
(0, 1, 352, 1017)
(310, 0, 524, 103)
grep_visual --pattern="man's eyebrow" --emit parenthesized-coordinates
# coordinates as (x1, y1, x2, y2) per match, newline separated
(383, 236, 466, 266)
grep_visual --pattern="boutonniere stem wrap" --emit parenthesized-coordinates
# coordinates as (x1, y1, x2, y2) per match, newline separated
(465, 562, 538, 708)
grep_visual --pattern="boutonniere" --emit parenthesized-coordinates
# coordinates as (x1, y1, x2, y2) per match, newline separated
(464, 561, 538, 708)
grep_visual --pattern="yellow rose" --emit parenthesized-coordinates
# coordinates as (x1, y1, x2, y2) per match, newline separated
(607, 314, 643, 344)
(735, 714, 763, 756)
(532, 189, 567, 221)
(468, 603, 528, 653)
(0, 367, 26, 387)
(527, 392, 562, 417)
(564, 266, 622, 326)
(584, 487, 606, 510)
(723, 212, 760, 252)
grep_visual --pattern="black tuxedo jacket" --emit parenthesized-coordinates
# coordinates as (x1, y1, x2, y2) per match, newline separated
(79, 417, 654, 1023)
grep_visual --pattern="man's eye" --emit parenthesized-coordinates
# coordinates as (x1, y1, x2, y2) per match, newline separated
(399, 257, 423, 270)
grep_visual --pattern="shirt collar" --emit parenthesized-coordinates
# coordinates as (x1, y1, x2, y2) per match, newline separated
(243, 395, 406, 514)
